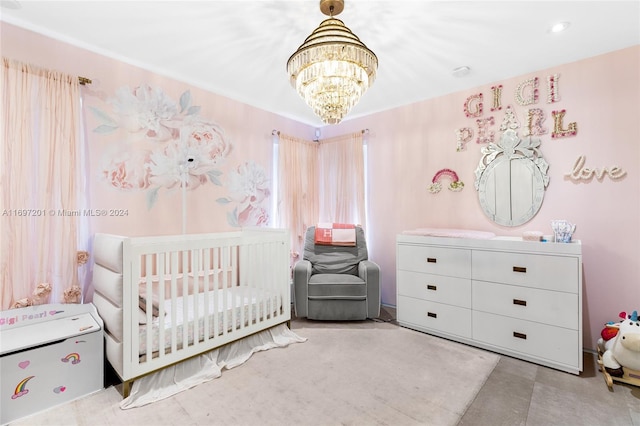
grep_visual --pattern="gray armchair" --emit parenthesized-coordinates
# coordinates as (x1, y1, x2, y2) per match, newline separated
(293, 225, 380, 320)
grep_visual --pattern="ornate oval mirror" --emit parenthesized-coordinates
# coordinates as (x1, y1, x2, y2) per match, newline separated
(474, 129, 549, 226)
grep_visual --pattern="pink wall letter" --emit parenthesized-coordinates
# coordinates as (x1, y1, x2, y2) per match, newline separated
(490, 85, 503, 112)
(551, 109, 578, 138)
(524, 108, 547, 136)
(464, 93, 483, 117)
(475, 117, 495, 144)
(547, 74, 561, 103)
(515, 77, 539, 106)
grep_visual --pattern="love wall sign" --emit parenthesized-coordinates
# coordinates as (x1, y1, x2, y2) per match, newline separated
(565, 155, 627, 182)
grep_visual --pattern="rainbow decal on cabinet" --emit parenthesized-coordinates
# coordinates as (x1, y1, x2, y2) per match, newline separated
(11, 376, 35, 399)
(61, 353, 81, 364)
(428, 168, 465, 194)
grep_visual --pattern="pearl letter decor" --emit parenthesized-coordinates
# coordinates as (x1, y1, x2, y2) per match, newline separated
(547, 74, 561, 103)
(464, 93, 483, 118)
(552, 109, 578, 138)
(515, 77, 539, 106)
(491, 85, 503, 112)
(476, 117, 495, 144)
(455, 127, 473, 152)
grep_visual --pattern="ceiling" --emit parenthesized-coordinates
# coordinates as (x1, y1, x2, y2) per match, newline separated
(1, 1, 639, 127)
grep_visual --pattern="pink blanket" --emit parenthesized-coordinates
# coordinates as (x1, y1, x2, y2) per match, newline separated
(315, 223, 357, 246)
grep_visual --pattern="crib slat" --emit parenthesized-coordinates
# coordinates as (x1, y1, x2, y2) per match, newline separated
(212, 247, 220, 340)
(144, 255, 153, 363)
(228, 244, 235, 333)
(202, 248, 211, 343)
(190, 248, 199, 347)
(170, 251, 178, 355)
(181, 250, 189, 350)
(239, 243, 246, 330)
(157, 252, 166, 359)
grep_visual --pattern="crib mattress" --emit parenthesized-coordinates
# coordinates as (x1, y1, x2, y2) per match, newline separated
(138, 286, 280, 358)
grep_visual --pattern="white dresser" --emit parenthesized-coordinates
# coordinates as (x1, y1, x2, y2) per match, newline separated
(396, 234, 582, 374)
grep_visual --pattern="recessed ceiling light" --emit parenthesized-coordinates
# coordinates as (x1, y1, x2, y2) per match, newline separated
(452, 66, 471, 78)
(550, 21, 570, 33)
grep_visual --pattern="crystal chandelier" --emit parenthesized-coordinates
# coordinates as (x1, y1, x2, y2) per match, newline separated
(286, 0, 378, 125)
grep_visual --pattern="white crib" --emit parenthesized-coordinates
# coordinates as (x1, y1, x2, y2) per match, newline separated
(91, 228, 290, 396)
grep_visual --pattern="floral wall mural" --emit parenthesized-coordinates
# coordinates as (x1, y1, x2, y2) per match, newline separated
(89, 84, 271, 229)
(217, 161, 270, 227)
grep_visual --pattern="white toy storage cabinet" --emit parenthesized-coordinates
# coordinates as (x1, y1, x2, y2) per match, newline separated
(396, 235, 583, 375)
(0, 303, 103, 425)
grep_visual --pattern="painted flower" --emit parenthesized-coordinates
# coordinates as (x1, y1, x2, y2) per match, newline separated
(237, 205, 269, 227)
(77, 251, 90, 265)
(95, 84, 234, 209)
(102, 149, 152, 190)
(226, 161, 270, 210)
(186, 120, 231, 166)
(220, 162, 271, 227)
(147, 129, 225, 190)
(109, 84, 180, 141)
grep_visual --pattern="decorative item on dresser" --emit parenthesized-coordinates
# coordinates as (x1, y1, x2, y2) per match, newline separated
(396, 232, 583, 374)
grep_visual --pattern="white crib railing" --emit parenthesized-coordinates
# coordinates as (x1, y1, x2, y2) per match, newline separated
(94, 229, 290, 387)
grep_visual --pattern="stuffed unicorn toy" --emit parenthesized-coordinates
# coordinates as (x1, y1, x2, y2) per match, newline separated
(601, 310, 640, 377)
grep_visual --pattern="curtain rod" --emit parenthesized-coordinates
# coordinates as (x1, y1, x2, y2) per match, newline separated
(78, 76, 92, 85)
(271, 129, 368, 136)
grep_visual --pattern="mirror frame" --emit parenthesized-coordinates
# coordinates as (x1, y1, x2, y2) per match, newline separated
(474, 129, 550, 226)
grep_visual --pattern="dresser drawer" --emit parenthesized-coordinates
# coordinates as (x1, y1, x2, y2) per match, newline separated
(473, 311, 579, 367)
(397, 244, 471, 278)
(397, 295, 471, 338)
(472, 250, 578, 292)
(472, 281, 578, 329)
(398, 270, 471, 308)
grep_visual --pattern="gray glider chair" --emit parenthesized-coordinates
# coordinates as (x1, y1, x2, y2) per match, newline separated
(293, 225, 380, 320)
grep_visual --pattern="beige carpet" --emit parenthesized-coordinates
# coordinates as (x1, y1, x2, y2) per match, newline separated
(11, 320, 499, 426)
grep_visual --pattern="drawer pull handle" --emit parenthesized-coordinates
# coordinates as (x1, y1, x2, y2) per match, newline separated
(513, 332, 527, 340)
(513, 266, 527, 273)
(427, 312, 437, 318)
(513, 299, 527, 306)
(427, 284, 437, 291)
(427, 258, 437, 263)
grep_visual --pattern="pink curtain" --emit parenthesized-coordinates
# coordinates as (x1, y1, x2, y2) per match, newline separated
(1, 58, 82, 309)
(276, 132, 366, 265)
(277, 134, 319, 260)
(317, 132, 366, 229)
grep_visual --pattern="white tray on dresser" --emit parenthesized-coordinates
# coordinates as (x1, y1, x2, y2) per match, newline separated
(396, 234, 582, 374)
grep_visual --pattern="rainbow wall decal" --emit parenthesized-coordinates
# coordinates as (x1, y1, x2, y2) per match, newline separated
(11, 376, 34, 399)
(61, 353, 81, 365)
(428, 168, 465, 194)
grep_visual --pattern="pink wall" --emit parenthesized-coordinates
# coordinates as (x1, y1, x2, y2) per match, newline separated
(324, 45, 640, 350)
(2, 22, 638, 350)
(1, 23, 314, 237)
